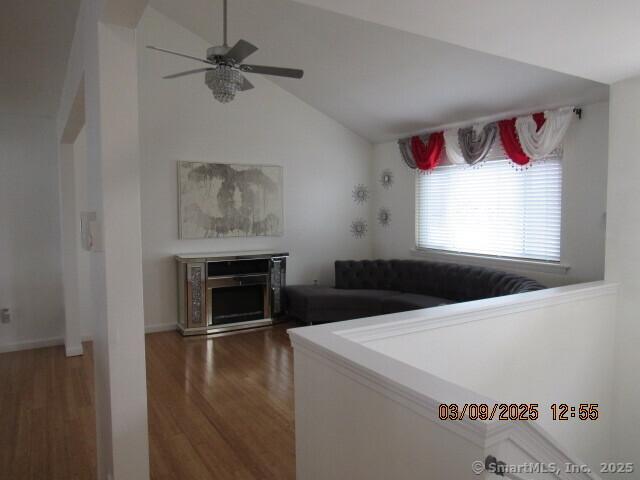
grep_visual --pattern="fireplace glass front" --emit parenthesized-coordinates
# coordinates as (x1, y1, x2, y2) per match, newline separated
(210, 284, 265, 325)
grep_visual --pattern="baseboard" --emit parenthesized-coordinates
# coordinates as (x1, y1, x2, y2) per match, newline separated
(0, 336, 64, 354)
(65, 344, 84, 357)
(1, 324, 177, 354)
(145, 323, 177, 334)
(81, 323, 176, 338)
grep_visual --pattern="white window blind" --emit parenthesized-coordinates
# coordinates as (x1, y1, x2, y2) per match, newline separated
(416, 154, 562, 262)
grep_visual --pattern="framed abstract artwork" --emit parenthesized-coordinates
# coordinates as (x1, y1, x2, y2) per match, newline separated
(178, 161, 284, 239)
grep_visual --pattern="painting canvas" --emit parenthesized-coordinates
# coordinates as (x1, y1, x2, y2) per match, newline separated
(178, 161, 284, 239)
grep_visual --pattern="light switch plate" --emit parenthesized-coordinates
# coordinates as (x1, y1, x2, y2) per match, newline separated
(1, 308, 10, 324)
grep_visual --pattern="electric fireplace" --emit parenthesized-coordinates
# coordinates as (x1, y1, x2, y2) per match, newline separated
(176, 251, 288, 335)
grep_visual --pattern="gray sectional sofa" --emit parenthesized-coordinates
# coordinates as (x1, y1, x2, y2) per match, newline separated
(285, 259, 545, 325)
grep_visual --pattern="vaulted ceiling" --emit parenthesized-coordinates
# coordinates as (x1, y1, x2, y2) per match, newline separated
(150, 0, 607, 143)
(291, 0, 640, 85)
(4, 0, 613, 142)
(1, 0, 82, 117)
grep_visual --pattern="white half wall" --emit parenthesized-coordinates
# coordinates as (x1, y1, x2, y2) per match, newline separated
(137, 7, 374, 329)
(370, 101, 610, 287)
(362, 284, 616, 471)
(0, 114, 64, 352)
(604, 75, 640, 473)
(290, 282, 617, 479)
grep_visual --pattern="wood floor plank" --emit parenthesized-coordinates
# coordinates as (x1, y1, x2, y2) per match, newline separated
(0, 322, 298, 479)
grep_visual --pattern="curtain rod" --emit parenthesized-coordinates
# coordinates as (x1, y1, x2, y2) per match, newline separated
(398, 104, 582, 141)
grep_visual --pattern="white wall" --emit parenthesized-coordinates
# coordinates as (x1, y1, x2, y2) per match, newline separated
(292, 347, 486, 480)
(604, 75, 640, 473)
(71, 127, 95, 340)
(59, 141, 83, 356)
(137, 7, 374, 329)
(58, 125, 95, 355)
(81, 13, 151, 477)
(370, 101, 610, 287)
(0, 114, 65, 351)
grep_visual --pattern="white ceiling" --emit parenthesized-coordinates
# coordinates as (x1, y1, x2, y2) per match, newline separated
(150, 0, 607, 143)
(3, 0, 611, 138)
(0, 0, 82, 117)
(290, 0, 640, 85)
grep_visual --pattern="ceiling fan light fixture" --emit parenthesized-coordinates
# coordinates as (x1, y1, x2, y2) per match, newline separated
(147, 0, 303, 103)
(205, 66, 242, 103)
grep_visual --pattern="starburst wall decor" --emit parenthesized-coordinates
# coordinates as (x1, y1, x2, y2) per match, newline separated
(352, 184, 370, 204)
(350, 219, 368, 239)
(377, 207, 391, 227)
(380, 169, 394, 189)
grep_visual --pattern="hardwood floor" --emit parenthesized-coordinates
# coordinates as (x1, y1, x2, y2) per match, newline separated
(0, 339, 97, 479)
(0, 323, 297, 479)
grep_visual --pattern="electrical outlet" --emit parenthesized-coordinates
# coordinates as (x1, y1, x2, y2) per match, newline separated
(1, 308, 10, 324)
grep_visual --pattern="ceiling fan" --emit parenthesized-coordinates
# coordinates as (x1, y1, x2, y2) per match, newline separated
(147, 0, 304, 103)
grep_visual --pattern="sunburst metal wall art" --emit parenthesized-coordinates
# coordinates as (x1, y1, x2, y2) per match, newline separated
(380, 169, 394, 189)
(350, 219, 368, 239)
(377, 207, 391, 227)
(352, 184, 370, 204)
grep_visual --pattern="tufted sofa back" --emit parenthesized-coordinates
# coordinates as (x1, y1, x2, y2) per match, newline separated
(334, 259, 545, 301)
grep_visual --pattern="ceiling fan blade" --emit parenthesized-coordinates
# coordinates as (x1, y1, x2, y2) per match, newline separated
(225, 39, 258, 64)
(240, 64, 304, 79)
(163, 68, 213, 79)
(238, 75, 254, 91)
(147, 46, 215, 65)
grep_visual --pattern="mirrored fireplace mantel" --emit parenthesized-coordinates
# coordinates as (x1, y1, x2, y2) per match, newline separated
(176, 251, 288, 336)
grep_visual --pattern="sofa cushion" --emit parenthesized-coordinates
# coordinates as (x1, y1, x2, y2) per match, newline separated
(381, 293, 451, 314)
(286, 285, 400, 324)
(302, 309, 380, 325)
(286, 285, 398, 311)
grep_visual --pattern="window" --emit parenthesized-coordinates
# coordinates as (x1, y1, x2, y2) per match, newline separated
(416, 153, 562, 262)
